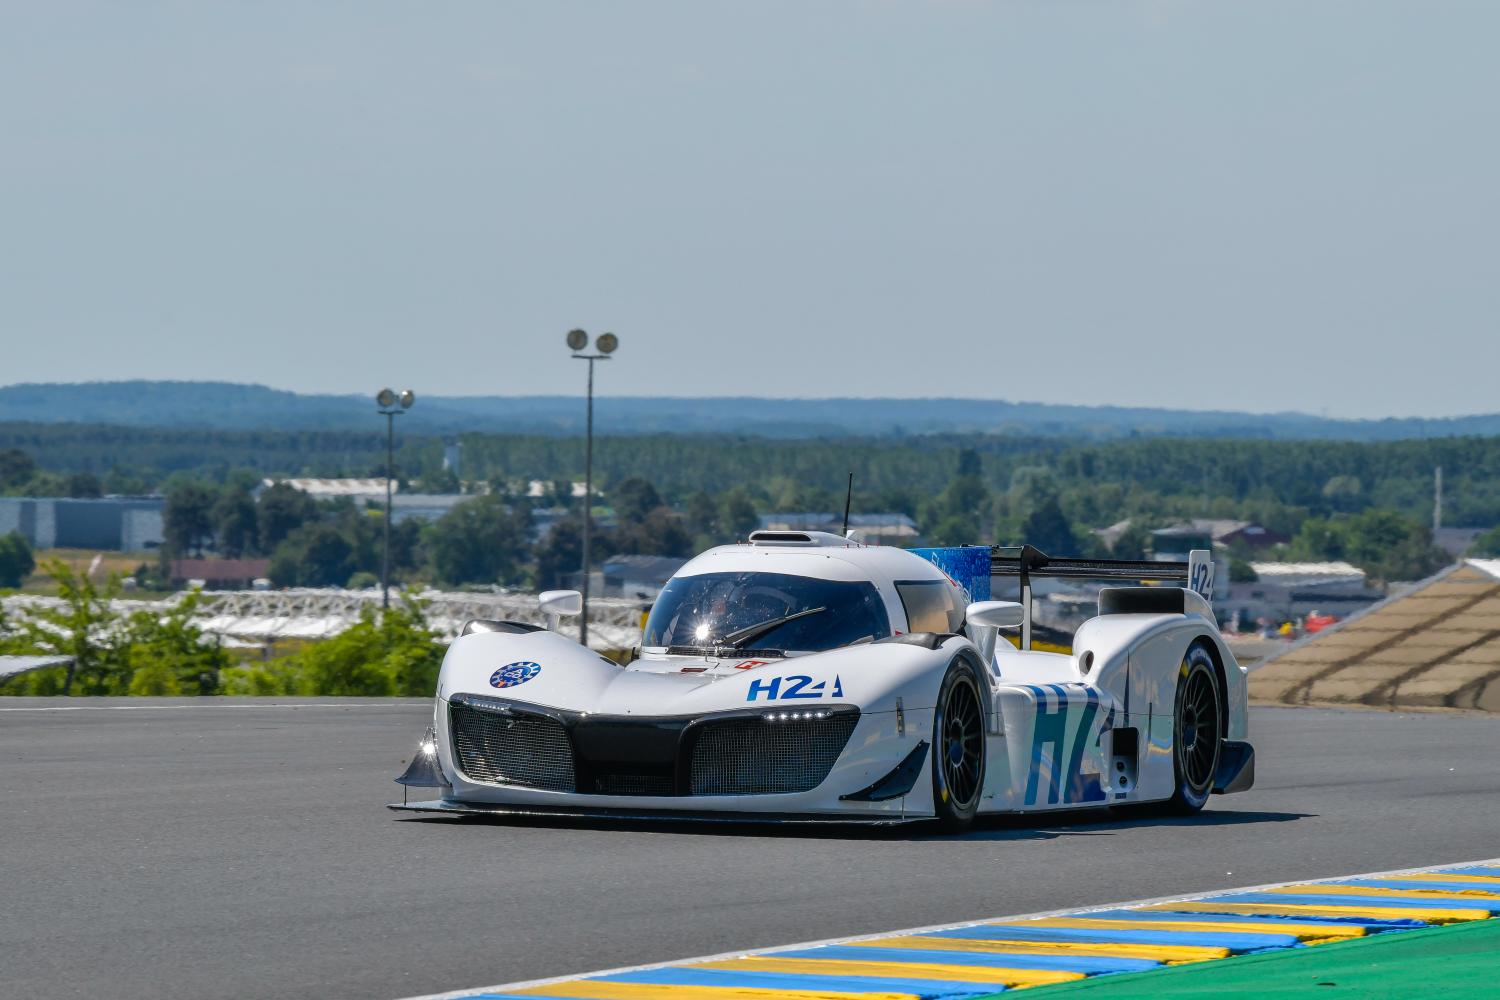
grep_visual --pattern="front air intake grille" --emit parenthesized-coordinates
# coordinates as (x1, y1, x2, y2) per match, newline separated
(448, 698, 575, 791)
(591, 772, 676, 797)
(689, 711, 859, 795)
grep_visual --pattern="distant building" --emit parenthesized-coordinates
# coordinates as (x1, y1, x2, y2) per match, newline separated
(1097, 518, 1288, 558)
(390, 493, 468, 524)
(757, 512, 921, 546)
(531, 507, 615, 542)
(442, 438, 461, 477)
(1248, 561, 1367, 590)
(0, 497, 164, 552)
(601, 555, 688, 599)
(256, 478, 393, 501)
(1221, 560, 1382, 626)
(170, 558, 271, 590)
(1151, 519, 1288, 559)
(1435, 527, 1485, 558)
(526, 480, 589, 500)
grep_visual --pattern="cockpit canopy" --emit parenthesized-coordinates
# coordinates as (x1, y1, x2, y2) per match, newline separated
(642, 571, 891, 653)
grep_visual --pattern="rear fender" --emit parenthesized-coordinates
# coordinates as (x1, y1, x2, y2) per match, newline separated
(1073, 613, 1247, 802)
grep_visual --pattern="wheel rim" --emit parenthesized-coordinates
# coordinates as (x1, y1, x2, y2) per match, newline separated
(940, 674, 984, 809)
(1178, 664, 1220, 792)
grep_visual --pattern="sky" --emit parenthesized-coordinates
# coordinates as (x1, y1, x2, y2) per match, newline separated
(1, 2, 1496, 419)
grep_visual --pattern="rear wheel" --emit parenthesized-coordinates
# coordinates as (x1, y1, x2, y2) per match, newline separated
(1164, 643, 1222, 814)
(932, 658, 986, 831)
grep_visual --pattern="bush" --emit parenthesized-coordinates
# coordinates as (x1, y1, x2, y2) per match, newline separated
(2, 562, 228, 695)
(267, 599, 444, 696)
(1470, 525, 1500, 559)
(0, 531, 35, 588)
(219, 661, 299, 696)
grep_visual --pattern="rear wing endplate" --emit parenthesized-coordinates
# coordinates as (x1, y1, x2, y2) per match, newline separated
(990, 545, 1213, 650)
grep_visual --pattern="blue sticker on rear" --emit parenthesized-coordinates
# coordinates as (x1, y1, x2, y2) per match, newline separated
(490, 661, 541, 689)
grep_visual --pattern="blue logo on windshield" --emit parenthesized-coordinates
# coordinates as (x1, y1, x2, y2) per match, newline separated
(490, 661, 542, 689)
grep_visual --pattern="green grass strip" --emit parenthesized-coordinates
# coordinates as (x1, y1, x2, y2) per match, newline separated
(990, 917, 1500, 999)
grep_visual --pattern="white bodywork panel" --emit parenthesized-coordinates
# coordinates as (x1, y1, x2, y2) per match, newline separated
(423, 536, 1252, 820)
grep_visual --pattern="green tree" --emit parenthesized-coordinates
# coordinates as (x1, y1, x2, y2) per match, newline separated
(720, 489, 760, 538)
(1322, 474, 1363, 513)
(0, 449, 37, 491)
(25, 471, 67, 497)
(614, 507, 693, 557)
(8, 560, 129, 694)
(1289, 508, 1449, 582)
(1021, 496, 1079, 555)
(102, 466, 151, 496)
(257, 482, 318, 551)
(426, 496, 532, 586)
(924, 450, 989, 543)
(927, 513, 981, 546)
(123, 590, 231, 695)
(64, 472, 104, 498)
(1470, 525, 1500, 558)
(164, 482, 219, 556)
(212, 487, 259, 557)
(684, 491, 720, 545)
(234, 601, 444, 696)
(535, 517, 585, 590)
(269, 522, 355, 588)
(0, 531, 34, 587)
(611, 477, 663, 525)
(415, 466, 461, 494)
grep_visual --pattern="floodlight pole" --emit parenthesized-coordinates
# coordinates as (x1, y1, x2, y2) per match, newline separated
(573, 352, 609, 645)
(376, 389, 414, 609)
(379, 407, 401, 609)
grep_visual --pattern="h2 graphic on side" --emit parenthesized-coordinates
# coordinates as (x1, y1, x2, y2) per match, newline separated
(1188, 549, 1214, 602)
(746, 674, 845, 701)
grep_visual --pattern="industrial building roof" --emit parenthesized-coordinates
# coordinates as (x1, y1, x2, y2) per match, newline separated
(260, 478, 395, 498)
(1250, 561, 1366, 584)
(1250, 559, 1500, 712)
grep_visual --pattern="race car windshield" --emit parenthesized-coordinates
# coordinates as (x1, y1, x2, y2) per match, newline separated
(643, 572, 891, 653)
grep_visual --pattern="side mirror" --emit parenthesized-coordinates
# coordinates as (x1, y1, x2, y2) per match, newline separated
(539, 589, 583, 631)
(966, 601, 1024, 629)
(965, 600, 1025, 662)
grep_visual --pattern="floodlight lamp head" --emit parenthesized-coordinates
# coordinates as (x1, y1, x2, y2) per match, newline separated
(376, 388, 396, 408)
(566, 328, 588, 351)
(595, 332, 619, 355)
(399, 389, 415, 409)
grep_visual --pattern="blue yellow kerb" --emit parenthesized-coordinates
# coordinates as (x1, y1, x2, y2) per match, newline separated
(448, 859, 1500, 1000)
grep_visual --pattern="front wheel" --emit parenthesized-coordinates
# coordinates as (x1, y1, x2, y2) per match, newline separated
(1163, 643, 1223, 814)
(932, 658, 986, 831)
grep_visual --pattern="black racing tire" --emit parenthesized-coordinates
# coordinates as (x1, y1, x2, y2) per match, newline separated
(932, 657, 986, 832)
(1163, 642, 1223, 815)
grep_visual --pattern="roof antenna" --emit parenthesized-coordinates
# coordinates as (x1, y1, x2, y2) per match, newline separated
(842, 472, 854, 539)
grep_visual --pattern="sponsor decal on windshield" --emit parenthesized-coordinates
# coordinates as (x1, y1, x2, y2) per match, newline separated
(746, 674, 844, 701)
(490, 661, 542, 689)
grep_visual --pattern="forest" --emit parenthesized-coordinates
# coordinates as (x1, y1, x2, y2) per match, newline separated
(4, 420, 1499, 591)
(5, 420, 1500, 526)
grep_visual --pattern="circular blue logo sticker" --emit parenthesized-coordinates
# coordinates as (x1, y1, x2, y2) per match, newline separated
(490, 661, 542, 689)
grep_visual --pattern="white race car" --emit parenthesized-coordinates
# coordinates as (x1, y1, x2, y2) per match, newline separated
(392, 532, 1253, 829)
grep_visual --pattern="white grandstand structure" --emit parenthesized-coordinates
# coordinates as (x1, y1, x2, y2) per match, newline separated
(1, 588, 645, 651)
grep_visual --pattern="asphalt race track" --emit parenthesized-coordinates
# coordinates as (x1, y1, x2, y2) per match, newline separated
(4, 699, 1499, 1000)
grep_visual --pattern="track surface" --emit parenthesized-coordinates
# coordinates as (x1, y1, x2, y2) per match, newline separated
(3, 699, 1498, 1000)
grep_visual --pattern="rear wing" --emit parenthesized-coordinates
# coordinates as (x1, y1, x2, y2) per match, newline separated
(991, 545, 1214, 650)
